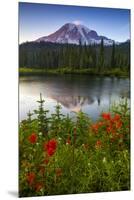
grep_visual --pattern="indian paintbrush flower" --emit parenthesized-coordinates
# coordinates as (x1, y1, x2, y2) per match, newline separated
(102, 112, 111, 120)
(28, 133, 38, 144)
(26, 172, 36, 185)
(56, 168, 62, 177)
(95, 140, 102, 149)
(44, 139, 57, 157)
(35, 182, 44, 192)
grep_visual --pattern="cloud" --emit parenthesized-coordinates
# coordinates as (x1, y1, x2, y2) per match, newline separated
(72, 20, 83, 25)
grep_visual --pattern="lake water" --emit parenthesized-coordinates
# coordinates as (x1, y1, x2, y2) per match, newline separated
(19, 74, 130, 121)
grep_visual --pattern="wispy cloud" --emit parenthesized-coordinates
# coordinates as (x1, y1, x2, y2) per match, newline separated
(72, 20, 83, 25)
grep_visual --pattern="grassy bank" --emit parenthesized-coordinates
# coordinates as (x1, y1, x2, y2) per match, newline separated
(19, 95, 130, 197)
(19, 67, 129, 77)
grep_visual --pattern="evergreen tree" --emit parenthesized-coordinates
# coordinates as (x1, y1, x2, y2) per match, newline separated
(19, 40, 130, 73)
(98, 38, 105, 72)
(34, 93, 49, 135)
(111, 41, 116, 67)
(50, 104, 65, 136)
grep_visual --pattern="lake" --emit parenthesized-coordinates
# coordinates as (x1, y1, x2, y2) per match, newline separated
(19, 74, 130, 121)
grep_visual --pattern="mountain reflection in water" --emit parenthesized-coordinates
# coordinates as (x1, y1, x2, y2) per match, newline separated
(19, 74, 130, 121)
(50, 95, 94, 112)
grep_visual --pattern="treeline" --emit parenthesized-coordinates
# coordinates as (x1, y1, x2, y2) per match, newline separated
(19, 39, 130, 71)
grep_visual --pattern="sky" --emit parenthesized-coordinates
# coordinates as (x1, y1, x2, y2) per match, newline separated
(19, 2, 130, 44)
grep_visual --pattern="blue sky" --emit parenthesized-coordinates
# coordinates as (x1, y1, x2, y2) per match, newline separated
(19, 2, 130, 44)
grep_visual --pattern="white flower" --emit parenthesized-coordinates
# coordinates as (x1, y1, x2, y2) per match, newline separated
(39, 132, 42, 136)
(103, 157, 106, 163)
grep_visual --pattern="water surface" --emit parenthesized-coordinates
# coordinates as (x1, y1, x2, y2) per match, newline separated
(19, 74, 130, 121)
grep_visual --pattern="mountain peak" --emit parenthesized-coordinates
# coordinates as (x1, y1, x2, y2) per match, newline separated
(64, 22, 90, 30)
(36, 22, 114, 45)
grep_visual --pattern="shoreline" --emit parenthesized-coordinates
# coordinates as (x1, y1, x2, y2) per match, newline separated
(19, 67, 129, 78)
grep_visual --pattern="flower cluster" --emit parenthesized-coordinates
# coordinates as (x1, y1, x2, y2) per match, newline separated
(104, 113, 122, 135)
(91, 112, 124, 148)
(28, 133, 38, 144)
(92, 113, 122, 134)
(95, 140, 102, 149)
(26, 172, 36, 185)
(35, 182, 44, 192)
(26, 172, 44, 192)
(102, 113, 111, 120)
(91, 121, 104, 133)
(44, 139, 57, 156)
(19, 99, 130, 197)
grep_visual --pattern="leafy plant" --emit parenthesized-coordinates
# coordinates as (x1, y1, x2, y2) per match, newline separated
(34, 93, 49, 135)
(19, 96, 130, 197)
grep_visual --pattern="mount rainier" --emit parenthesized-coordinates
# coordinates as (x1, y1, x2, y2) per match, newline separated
(36, 23, 116, 46)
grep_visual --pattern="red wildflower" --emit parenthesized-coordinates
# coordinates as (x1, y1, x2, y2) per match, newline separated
(92, 123, 99, 133)
(66, 136, 71, 145)
(39, 166, 45, 175)
(115, 121, 122, 129)
(56, 168, 62, 177)
(44, 139, 57, 150)
(113, 114, 121, 121)
(44, 139, 57, 157)
(26, 172, 35, 185)
(106, 126, 111, 133)
(35, 182, 44, 192)
(95, 140, 102, 149)
(111, 129, 116, 136)
(98, 121, 104, 127)
(102, 113, 111, 120)
(28, 133, 37, 144)
(47, 147, 55, 156)
(44, 158, 49, 165)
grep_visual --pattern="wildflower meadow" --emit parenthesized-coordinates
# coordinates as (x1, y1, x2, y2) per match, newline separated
(19, 94, 130, 197)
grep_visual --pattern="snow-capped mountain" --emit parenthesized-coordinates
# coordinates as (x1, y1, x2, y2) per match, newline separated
(36, 23, 115, 45)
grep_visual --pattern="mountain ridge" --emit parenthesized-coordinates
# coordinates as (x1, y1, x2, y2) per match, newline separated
(35, 23, 116, 46)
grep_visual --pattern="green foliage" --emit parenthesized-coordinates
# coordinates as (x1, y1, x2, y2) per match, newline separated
(34, 93, 49, 135)
(19, 41, 130, 73)
(19, 96, 130, 197)
(98, 38, 105, 72)
(19, 67, 129, 77)
(111, 41, 116, 67)
(50, 104, 65, 138)
(27, 110, 33, 123)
